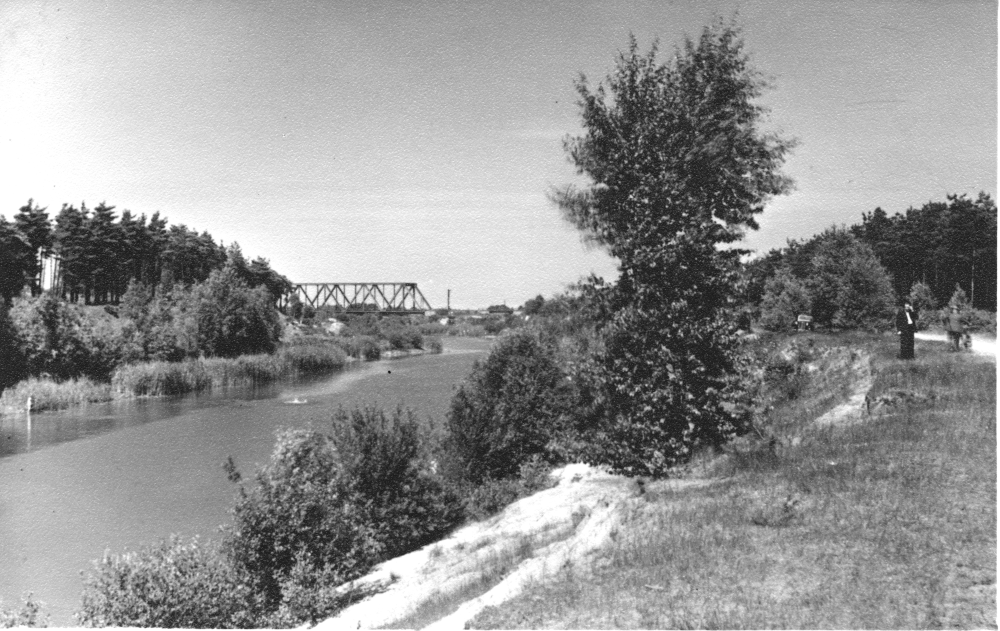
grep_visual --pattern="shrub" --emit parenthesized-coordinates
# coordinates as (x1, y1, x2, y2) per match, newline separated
(330, 407, 462, 560)
(335, 335, 381, 360)
(759, 266, 812, 331)
(907, 281, 937, 327)
(224, 429, 380, 614)
(0, 307, 26, 393)
(9, 293, 91, 380)
(0, 594, 48, 628)
(76, 536, 260, 628)
(427, 337, 443, 353)
(442, 330, 568, 485)
(225, 408, 461, 622)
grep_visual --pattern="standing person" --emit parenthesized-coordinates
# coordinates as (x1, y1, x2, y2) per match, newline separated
(942, 304, 965, 351)
(895, 301, 918, 360)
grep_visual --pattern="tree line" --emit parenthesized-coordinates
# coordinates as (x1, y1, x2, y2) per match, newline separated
(743, 192, 996, 332)
(0, 199, 291, 306)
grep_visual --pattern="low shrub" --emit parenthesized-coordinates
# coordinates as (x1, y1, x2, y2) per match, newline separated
(418, 322, 449, 336)
(459, 456, 554, 521)
(426, 337, 443, 354)
(224, 407, 461, 624)
(76, 536, 261, 628)
(334, 335, 381, 361)
(0, 594, 48, 628)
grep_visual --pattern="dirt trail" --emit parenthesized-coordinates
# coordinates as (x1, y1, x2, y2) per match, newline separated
(915, 331, 997, 357)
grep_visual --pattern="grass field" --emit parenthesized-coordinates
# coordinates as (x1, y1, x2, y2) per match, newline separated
(470, 332, 996, 629)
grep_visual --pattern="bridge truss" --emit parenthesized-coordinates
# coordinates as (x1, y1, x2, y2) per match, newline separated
(282, 282, 433, 314)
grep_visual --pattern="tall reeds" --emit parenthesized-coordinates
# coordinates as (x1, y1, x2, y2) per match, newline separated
(111, 343, 349, 398)
(0, 376, 113, 413)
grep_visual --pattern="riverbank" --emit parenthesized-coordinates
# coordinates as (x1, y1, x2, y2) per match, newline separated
(317, 331, 996, 629)
(0, 339, 443, 415)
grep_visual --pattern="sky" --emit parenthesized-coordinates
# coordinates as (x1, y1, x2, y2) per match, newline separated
(1, 0, 996, 309)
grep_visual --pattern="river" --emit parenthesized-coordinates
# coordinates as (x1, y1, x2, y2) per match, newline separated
(0, 336, 491, 625)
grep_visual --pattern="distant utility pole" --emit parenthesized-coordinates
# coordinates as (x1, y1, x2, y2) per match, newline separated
(447, 289, 451, 313)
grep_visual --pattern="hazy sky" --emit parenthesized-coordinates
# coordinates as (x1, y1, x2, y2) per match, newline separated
(1, 1, 995, 308)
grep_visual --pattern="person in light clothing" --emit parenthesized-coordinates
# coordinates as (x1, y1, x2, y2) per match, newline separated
(942, 304, 965, 352)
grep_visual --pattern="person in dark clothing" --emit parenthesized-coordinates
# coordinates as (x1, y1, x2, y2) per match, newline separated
(895, 301, 918, 360)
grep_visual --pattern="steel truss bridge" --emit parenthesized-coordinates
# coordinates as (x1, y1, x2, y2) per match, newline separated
(282, 282, 433, 314)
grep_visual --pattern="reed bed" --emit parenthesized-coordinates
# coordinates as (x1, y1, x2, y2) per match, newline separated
(112, 343, 350, 397)
(0, 376, 113, 413)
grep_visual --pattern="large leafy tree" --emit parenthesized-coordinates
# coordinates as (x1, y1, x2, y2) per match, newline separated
(554, 22, 793, 476)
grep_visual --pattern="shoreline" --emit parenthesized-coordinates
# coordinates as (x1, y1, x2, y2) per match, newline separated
(0, 343, 442, 416)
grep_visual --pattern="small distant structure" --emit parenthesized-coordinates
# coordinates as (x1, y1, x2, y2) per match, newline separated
(487, 304, 513, 315)
(796, 314, 814, 332)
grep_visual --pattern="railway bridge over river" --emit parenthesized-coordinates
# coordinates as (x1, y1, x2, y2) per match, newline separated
(281, 282, 433, 314)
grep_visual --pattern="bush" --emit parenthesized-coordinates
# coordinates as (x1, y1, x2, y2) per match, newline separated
(335, 335, 381, 360)
(459, 456, 555, 521)
(76, 536, 261, 628)
(759, 266, 812, 331)
(442, 330, 568, 486)
(188, 266, 282, 358)
(427, 337, 443, 353)
(224, 407, 461, 623)
(330, 407, 462, 559)
(0, 594, 48, 628)
(224, 429, 380, 614)
(9, 293, 92, 380)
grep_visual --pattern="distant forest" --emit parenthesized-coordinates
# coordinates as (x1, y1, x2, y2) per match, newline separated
(749, 192, 997, 312)
(0, 199, 290, 305)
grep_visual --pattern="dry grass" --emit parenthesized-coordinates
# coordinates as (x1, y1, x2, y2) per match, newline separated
(471, 333, 996, 629)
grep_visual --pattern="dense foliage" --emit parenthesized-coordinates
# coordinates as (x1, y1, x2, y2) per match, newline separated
(224, 407, 460, 623)
(552, 22, 793, 475)
(77, 405, 461, 628)
(851, 193, 996, 310)
(756, 228, 895, 331)
(76, 537, 261, 628)
(443, 330, 570, 485)
(0, 198, 290, 307)
(747, 193, 997, 325)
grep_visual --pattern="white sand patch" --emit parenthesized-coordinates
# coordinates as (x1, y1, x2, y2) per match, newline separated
(311, 464, 712, 630)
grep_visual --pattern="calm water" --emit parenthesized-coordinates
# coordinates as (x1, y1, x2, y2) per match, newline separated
(0, 337, 490, 624)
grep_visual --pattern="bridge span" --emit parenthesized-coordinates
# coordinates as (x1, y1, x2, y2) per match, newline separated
(282, 282, 433, 314)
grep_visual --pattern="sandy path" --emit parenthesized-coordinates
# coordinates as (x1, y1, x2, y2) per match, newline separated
(312, 465, 712, 630)
(915, 331, 997, 357)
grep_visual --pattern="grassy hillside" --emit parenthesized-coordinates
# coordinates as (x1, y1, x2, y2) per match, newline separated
(470, 332, 995, 629)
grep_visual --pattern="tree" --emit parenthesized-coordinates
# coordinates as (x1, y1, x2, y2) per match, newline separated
(907, 281, 936, 325)
(759, 266, 811, 331)
(0, 217, 34, 304)
(553, 22, 793, 476)
(806, 228, 895, 330)
(443, 330, 568, 484)
(188, 266, 282, 357)
(13, 199, 52, 296)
